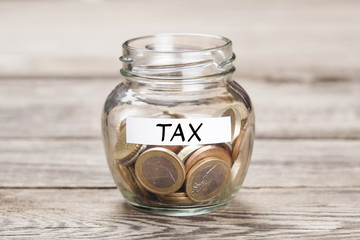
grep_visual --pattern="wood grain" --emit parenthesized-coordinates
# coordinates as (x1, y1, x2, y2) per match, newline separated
(1, 79, 359, 139)
(0, 188, 359, 239)
(0, 139, 359, 188)
(1, 0, 360, 82)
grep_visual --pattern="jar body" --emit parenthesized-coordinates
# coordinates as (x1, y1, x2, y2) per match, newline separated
(101, 75, 255, 215)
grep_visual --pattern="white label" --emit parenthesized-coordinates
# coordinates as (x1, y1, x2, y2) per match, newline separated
(126, 117, 231, 145)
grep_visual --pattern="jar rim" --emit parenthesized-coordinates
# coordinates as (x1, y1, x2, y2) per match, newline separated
(122, 33, 232, 54)
(120, 33, 235, 81)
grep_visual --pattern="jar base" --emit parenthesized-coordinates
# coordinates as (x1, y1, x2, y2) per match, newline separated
(127, 201, 230, 216)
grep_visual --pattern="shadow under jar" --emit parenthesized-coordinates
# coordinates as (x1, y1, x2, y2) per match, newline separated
(101, 34, 255, 216)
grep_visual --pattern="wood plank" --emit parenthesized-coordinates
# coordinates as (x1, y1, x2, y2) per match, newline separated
(0, 188, 359, 239)
(0, 79, 359, 139)
(0, 138, 112, 188)
(0, 139, 359, 188)
(1, 0, 360, 82)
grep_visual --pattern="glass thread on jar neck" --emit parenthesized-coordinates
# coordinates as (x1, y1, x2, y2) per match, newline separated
(120, 33, 236, 84)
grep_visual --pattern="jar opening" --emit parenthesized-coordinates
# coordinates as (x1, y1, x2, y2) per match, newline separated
(123, 34, 231, 53)
(120, 33, 235, 81)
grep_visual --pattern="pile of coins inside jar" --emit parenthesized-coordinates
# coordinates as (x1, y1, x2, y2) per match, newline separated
(112, 106, 248, 206)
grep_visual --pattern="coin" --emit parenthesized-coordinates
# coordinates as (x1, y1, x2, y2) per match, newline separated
(186, 157, 231, 202)
(105, 106, 123, 148)
(112, 159, 129, 188)
(216, 142, 232, 156)
(162, 110, 186, 119)
(231, 126, 253, 191)
(147, 145, 183, 154)
(154, 111, 186, 119)
(158, 194, 193, 205)
(165, 192, 187, 197)
(235, 127, 254, 186)
(220, 107, 242, 144)
(219, 105, 248, 144)
(116, 120, 126, 137)
(177, 145, 202, 163)
(114, 127, 143, 166)
(232, 120, 248, 160)
(135, 147, 186, 195)
(128, 165, 152, 198)
(185, 145, 232, 173)
(116, 164, 143, 196)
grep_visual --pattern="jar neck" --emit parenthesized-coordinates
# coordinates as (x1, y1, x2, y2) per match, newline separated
(119, 34, 236, 83)
(123, 74, 234, 94)
(123, 74, 234, 107)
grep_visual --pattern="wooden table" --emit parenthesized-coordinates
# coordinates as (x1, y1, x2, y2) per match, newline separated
(1, 1, 359, 239)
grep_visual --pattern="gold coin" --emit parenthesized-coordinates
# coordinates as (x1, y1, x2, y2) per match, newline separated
(135, 147, 185, 195)
(219, 105, 248, 144)
(233, 126, 253, 186)
(147, 145, 183, 154)
(105, 106, 123, 148)
(116, 120, 126, 137)
(216, 142, 232, 156)
(177, 145, 202, 163)
(220, 107, 241, 144)
(165, 192, 187, 197)
(158, 195, 193, 205)
(128, 166, 152, 198)
(114, 127, 143, 165)
(186, 157, 231, 202)
(157, 191, 191, 204)
(232, 120, 248, 160)
(154, 111, 185, 119)
(162, 110, 186, 119)
(185, 145, 232, 173)
(116, 164, 143, 196)
(112, 160, 129, 188)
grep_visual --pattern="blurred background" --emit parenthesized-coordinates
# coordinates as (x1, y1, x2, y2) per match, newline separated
(2, 0, 360, 79)
(0, 0, 359, 187)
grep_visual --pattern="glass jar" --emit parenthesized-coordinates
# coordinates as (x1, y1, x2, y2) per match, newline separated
(101, 34, 255, 216)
